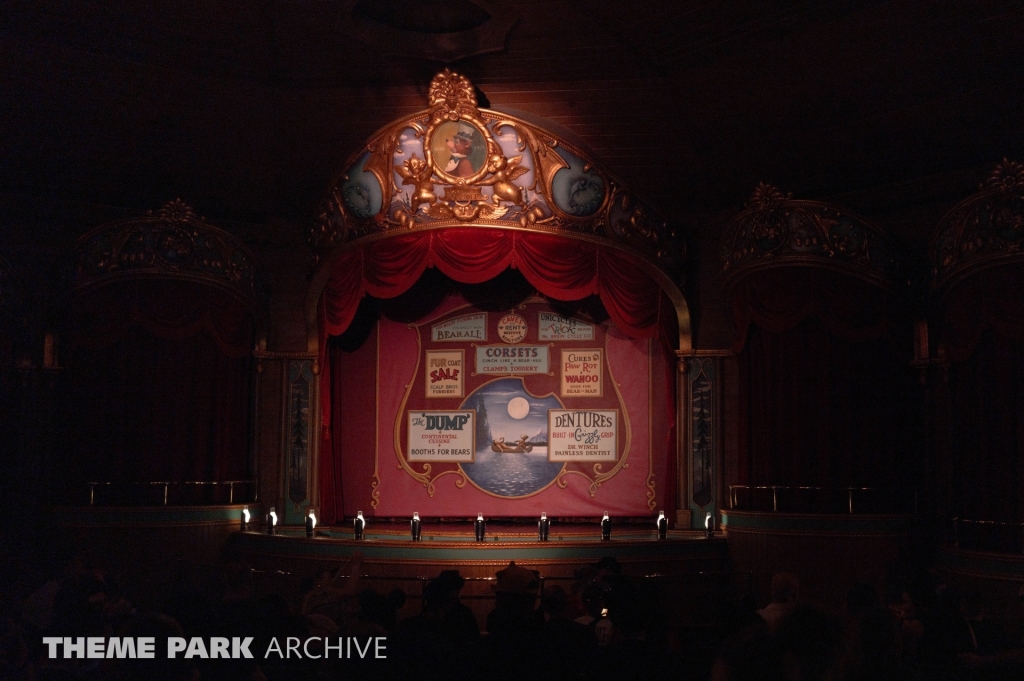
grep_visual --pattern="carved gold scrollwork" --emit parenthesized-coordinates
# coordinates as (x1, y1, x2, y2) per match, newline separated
(428, 69, 480, 123)
(722, 183, 895, 289)
(73, 199, 264, 310)
(933, 158, 1024, 295)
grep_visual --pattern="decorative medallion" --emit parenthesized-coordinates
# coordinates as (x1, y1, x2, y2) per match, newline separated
(496, 312, 528, 343)
(341, 154, 384, 220)
(551, 147, 606, 217)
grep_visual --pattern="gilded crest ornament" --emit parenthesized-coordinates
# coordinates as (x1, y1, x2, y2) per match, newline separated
(428, 69, 479, 122)
(73, 200, 263, 311)
(722, 183, 895, 288)
(933, 158, 1024, 294)
(309, 69, 686, 283)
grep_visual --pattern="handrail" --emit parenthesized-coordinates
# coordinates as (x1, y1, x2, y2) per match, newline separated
(951, 517, 1024, 554)
(728, 484, 917, 514)
(85, 479, 259, 506)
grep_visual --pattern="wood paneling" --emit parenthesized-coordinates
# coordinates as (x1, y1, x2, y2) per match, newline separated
(722, 510, 910, 611)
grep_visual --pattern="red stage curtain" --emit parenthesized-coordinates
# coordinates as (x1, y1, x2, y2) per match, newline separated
(68, 280, 253, 489)
(67, 326, 251, 485)
(939, 266, 1024, 522)
(736, 318, 919, 496)
(728, 269, 889, 353)
(949, 330, 1024, 522)
(941, 268, 1024, 363)
(316, 230, 676, 513)
(319, 230, 666, 340)
(321, 328, 379, 524)
(73, 280, 252, 358)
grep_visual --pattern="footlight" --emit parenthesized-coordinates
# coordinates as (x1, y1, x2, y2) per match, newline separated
(354, 511, 366, 540)
(266, 507, 277, 535)
(538, 512, 550, 541)
(601, 512, 611, 541)
(656, 510, 667, 539)
(475, 513, 486, 542)
(305, 508, 317, 538)
(411, 512, 422, 541)
(704, 512, 714, 539)
(241, 505, 250, 532)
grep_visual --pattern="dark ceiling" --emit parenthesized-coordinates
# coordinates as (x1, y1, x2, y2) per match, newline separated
(2, 0, 1023, 249)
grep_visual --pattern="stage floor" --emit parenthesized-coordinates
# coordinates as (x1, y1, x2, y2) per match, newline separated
(228, 522, 727, 580)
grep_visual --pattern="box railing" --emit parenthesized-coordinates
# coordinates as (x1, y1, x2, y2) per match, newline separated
(84, 479, 258, 506)
(728, 485, 917, 514)
(950, 517, 1024, 554)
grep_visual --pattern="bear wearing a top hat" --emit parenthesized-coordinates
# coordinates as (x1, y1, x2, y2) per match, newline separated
(444, 125, 477, 178)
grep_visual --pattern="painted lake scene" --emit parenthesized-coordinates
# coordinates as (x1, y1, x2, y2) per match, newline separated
(459, 378, 564, 497)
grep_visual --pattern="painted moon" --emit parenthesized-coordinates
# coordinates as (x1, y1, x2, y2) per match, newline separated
(507, 397, 530, 419)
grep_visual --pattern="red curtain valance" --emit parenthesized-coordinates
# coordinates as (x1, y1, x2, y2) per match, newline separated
(941, 267, 1024, 362)
(319, 229, 669, 340)
(73, 280, 253, 358)
(728, 268, 889, 353)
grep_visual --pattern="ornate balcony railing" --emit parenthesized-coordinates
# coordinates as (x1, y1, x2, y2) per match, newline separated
(950, 518, 1024, 554)
(728, 485, 918, 515)
(83, 479, 258, 507)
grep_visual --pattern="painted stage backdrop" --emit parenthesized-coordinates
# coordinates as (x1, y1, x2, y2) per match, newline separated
(334, 295, 673, 517)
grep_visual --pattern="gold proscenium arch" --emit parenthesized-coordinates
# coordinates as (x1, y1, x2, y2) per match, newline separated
(304, 70, 691, 365)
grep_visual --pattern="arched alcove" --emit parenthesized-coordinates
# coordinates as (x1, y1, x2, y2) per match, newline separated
(933, 159, 1024, 528)
(721, 183, 916, 507)
(720, 183, 918, 608)
(304, 70, 690, 524)
(67, 200, 263, 503)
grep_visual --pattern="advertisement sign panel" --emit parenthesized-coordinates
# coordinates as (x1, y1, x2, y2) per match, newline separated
(474, 345, 550, 374)
(547, 409, 617, 462)
(407, 410, 476, 462)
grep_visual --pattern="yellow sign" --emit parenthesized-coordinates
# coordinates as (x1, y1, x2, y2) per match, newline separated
(425, 349, 464, 398)
(560, 349, 602, 397)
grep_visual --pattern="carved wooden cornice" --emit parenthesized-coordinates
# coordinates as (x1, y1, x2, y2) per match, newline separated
(306, 70, 686, 286)
(73, 199, 264, 310)
(933, 158, 1024, 296)
(721, 182, 897, 290)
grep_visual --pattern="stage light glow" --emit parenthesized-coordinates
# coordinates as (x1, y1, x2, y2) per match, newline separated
(242, 506, 250, 531)
(538, 512, 550, 541)
(601, 512, 611, 540)
(657, 510, 667, 539)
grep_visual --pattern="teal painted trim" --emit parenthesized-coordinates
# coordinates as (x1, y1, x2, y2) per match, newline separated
(229, 531, 727, 562)
(54, 505, 246, 527)
(357, 531, 663, 542)
(935, 546, 1024, 578)
(720, 510, 909, 534)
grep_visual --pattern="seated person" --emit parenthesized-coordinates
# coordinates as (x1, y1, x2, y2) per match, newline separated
(757, 573, 799, 632)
